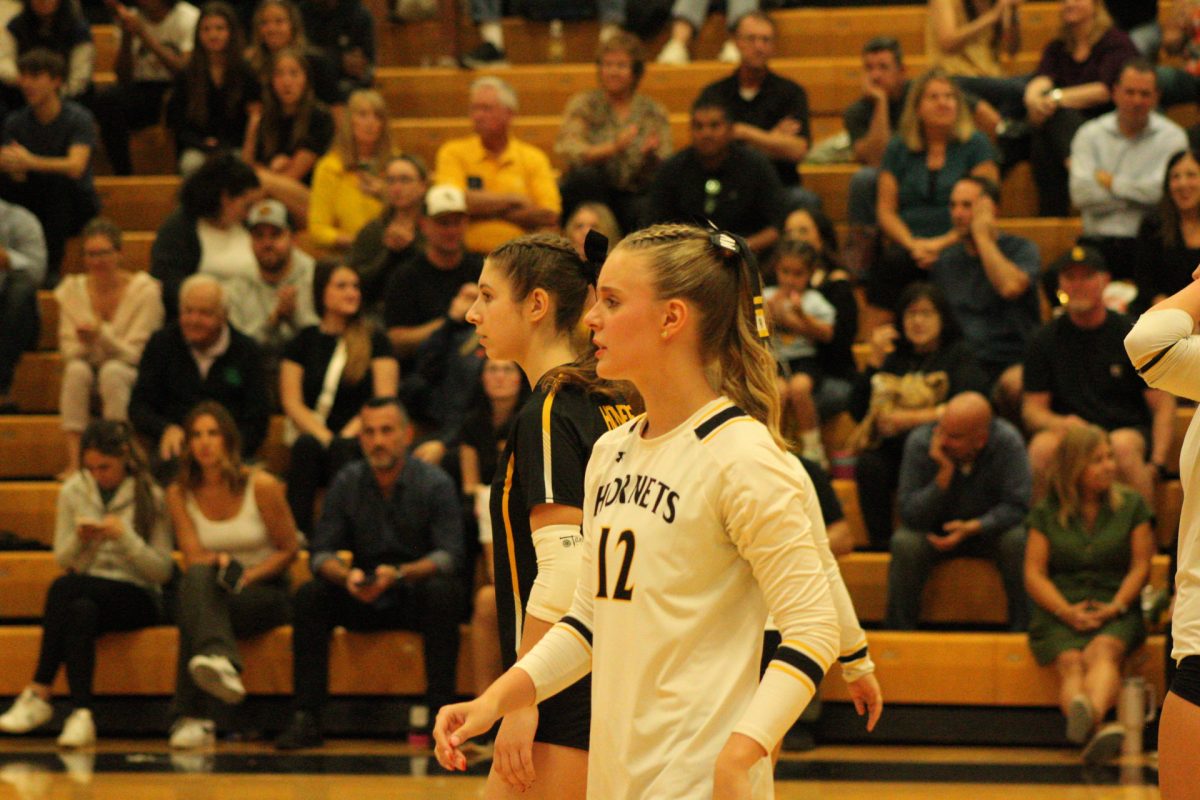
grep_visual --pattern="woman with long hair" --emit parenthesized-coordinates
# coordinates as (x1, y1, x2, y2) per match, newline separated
(0, 420, 172, 747)
(873, 68, 998, 319)
(244, 0, 338, 105)
(1023, 0, 1139, 216)
(307, 89, 393, 250)
(280, 261, 398, 534)
(1125, 270, 1200, 799)
(1136, 148, 1200, 311)
(166, 401, 299, 749)
(850, 281, 989, 549)
(458, 232, 635, 798)
(167, 1, 260, 176)
(1025, 424, 1153, 764)
(436, 224, 881, 798)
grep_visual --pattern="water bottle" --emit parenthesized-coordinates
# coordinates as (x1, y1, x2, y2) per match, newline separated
(1117, 677, 1157, 756)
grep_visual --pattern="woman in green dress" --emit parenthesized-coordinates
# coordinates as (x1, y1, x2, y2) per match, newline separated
(1025, 424, 1154, 764)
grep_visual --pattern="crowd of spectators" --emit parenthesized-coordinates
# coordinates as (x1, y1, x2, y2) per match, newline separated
(0, 0, 1192, 764)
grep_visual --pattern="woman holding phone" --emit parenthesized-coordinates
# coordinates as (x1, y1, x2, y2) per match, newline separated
(165, 401, 299, 749)
(0, 420, 172, 747)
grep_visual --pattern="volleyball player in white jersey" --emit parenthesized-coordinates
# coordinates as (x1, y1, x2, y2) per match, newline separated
(465, 233, 635, 798)
(436, 224, 842, 800)
(1125, 273, 1200, 800)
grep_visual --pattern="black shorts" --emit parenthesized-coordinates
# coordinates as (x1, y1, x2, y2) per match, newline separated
(1170, 655, 1200, 708)
(534, 674, 591, 750)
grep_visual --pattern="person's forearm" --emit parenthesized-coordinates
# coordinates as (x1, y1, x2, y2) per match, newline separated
(744, 226, 779, 255)
(1022, 402, 1061, 433)
(738, 125, 808, 163)
(1151, 401, 1176, 466)
(465, 189, 520, 217)
(975, 235, 1030, 299)
(505, 205, 558, 230)
(932, 0, 1002, 53)
(1026, 570, 1072, 617)
(137, 31, 186, 74)
(24, 153, 86, 179)
(317, 554, 350, 585)
(1110, 562, 1151, 612)
(1024, 75, 1053, 107)
(387, 319, 443, 357)
(877, 207, 914, 249)
(1059, 82, 1109, 110)
(855, 104, 890, 166)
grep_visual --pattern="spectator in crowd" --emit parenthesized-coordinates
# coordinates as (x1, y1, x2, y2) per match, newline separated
(0, 0, 93, 110)
(1068, 60, 1186, 283)
(223, 198, 318, 387)
(307, 88, 391, 250)
(243, 47, 335, 221)
(885, 391, 1031, 630)
(460, 359, 525, 701)
(850, 282, 989, 550)
(646, 98, 784, 255)
(166, 401, 299, 749)
(458, 0, 625, 68)
(562, 201, 621, 258)
(280, 261, 398, 534)
(696, 12, 817, 211)
(92, 0, 199, 176)
(0, 420, 172, 748)
(655, 0, 756, 64)
(274, 397, 466, 750)
(0, 196, 44, 413)
(927, 0, 1024, 121)
(151, 153, 260, 319)
(782, 206, 859, 418)
(130, 275, 270, 475)
(555, 32, 671, 234)
(872, 68, 998, 318)
(843, 37, 910, 236)
(766, 238, 836, 467)
(348, 153, 428, 320)
(1160, 0, 1200, 107)
(1023, 244, 1175, 506)
(55, 218, 164, 478)
(1024, 0, 1139, 217)
(245, 0, 338, 105)
(1136, 149, 1200, 310)
(434, 76, 561, 254)
(1105, 0, 1159, 58)
(298, 0, 372, 98)
(166, 1, 261, 177)
(0, 49, 99, 281)
(931, 176, 1039, 411)
(1025, 423, 1154, 764)
(800, 454, 855, 557)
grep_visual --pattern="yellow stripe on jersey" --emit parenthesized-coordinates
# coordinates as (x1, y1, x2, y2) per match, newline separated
(540, 390, 557, 504)
(500, 455, 523, 656)
(701, 416, 756, 444)
(781, 638, 832, 671)
(768, 661, 818, 693)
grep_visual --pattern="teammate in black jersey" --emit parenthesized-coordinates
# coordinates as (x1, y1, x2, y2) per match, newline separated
(464, 233, 634, 798)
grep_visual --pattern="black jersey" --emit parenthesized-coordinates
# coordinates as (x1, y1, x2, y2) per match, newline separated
(490, 381, 635, 668)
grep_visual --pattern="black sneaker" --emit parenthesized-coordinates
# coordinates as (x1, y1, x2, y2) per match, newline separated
(274, 711, 323, 750)
(461, 42, 508, 68)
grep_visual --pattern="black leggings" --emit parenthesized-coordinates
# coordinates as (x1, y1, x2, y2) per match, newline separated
(34, 573, 160, 708)
(1170, 655, 1200, 708)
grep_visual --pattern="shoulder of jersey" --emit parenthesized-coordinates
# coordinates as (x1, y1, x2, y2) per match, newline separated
(692, 401, 762, 445)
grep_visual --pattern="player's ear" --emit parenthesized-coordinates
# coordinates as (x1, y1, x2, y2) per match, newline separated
(660, 298, 689, 341)
(527, 287, 552, 324)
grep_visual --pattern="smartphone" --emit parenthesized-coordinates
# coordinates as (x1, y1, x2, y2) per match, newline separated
(217, 559, 244, 593)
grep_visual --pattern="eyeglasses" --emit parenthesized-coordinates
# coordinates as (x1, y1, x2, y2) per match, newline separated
(385, 174, 420, 185)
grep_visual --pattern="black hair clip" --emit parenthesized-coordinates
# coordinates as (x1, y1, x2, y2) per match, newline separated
(703, 221, 770, 342)
(581, 229, 608, 285)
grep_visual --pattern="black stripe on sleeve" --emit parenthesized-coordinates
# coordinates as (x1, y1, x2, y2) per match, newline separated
(839, 646, 869, 664)
(560, 615, 593, 647)
(693, 406, 748, 440)
(773, 645, 827, 689)
(1136, 342, 1177, 376)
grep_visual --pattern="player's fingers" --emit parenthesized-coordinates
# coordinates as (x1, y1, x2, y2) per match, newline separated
(852, 694, 865, 716)
(514, 742, 537, 787)
(866, 693, 884, 732)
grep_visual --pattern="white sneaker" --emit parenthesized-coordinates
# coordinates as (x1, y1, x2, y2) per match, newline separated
(188, 654, 245, 704)
(718, 38, 741, 64)
(56, 709, 95, 748)
(169, 717, 216, 749)
(57, 751, 95, 784)
(656, 38, 690, 65)
(0, 688, 53, 733)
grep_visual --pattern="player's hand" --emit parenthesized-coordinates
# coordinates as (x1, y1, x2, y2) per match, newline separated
(712, 733, 765, 800)
(846, 673, 883, 732)
(491, 704, 538, 791)
(434, 697, 502, 772)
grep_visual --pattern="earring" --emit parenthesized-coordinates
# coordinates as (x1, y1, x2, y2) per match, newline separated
(660, 330, 669, 339)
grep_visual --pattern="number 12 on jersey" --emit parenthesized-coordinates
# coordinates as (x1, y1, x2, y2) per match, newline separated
(596, 526, 636, 601)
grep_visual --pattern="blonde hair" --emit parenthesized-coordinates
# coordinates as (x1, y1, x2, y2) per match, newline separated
(612, 224, 785, 449)
(565, 202, 622, 247)
(899, 68, 976, 151)
(1046, 424, 1121, 527)
(1058, 0, 1113, 49)
(333, 89, 394, 173)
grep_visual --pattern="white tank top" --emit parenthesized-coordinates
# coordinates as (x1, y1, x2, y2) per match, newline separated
(185, 478, 275, 570)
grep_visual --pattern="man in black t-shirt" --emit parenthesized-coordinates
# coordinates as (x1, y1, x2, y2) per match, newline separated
(645, 99, 784, 256)
(842, 37, 910, 228)
(1022, 245, 1175, 504)
(695, 11, 816, 211)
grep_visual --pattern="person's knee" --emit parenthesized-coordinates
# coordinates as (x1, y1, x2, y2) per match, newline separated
(473, 584, 496, 622)
(179, 563, 218, 595)
(66, 595, 101, 630)
(1027, 430, 1062, 472)
(292, 576, 335, 617)
(1056, 649, 1084, 673)
(998, 526, 1028, 560)
(889, 527, 931, 563)
(45, 573, 84, 607)
(788, 373, 814, 398)
(97, 360, 135, 393)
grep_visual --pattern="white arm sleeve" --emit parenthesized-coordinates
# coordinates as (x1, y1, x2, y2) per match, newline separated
(1126, 309, 1200, 402)
(524, 523, 584, 623)
(516, 619, 594, 703)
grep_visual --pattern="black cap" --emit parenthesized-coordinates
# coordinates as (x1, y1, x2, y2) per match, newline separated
(1061, 243, 1108, 273)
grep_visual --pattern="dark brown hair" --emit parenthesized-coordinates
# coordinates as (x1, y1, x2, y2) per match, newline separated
(177, 401, 248, 493)
(79, 420, 160, 543)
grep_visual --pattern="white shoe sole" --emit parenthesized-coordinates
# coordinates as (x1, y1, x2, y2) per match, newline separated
(189, 660, 245, 705)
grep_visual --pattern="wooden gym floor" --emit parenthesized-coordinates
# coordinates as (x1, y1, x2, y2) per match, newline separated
(0, 740, 1161, 799)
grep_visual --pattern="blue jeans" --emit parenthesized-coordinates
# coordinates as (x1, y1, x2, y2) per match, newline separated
(848, 166, 878, 226)
(1127, 21, 1163, 61)
(885, 524, 1030, 631)
(1158, 66, 1199, 109)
